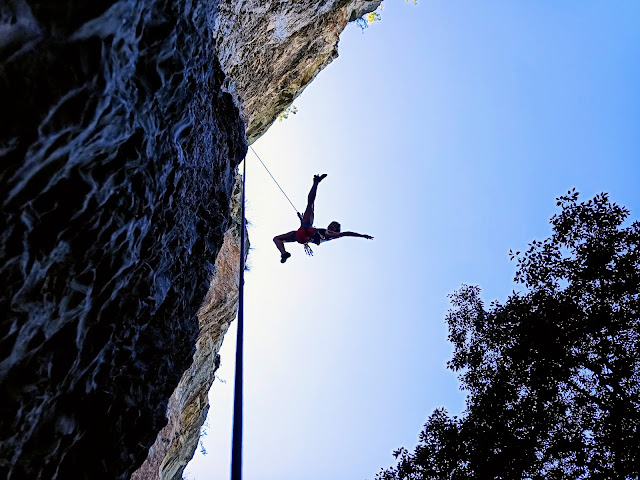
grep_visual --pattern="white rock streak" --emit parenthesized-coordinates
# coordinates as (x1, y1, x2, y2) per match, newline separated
(271, 12, 289, 43)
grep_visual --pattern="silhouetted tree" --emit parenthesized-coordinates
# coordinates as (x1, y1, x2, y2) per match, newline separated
(375, 190, 640, 480)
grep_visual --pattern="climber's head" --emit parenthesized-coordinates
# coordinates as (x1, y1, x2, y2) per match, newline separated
(327, 221, 341, 233)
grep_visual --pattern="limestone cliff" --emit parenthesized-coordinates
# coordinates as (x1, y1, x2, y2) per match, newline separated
(0, 0, 379, 478)
(214, 0, 383, 143)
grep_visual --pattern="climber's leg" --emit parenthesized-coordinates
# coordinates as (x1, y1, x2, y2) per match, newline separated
(273, 231, 296, 263)
(301, 174, 327, 226)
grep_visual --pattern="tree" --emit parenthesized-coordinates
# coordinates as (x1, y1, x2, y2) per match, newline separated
(375, 191, 640, 480)
(277, 105, 298, 121)
(355, 1, 417, 31)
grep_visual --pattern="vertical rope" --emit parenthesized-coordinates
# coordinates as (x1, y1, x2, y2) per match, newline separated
(231, 157, 247, 480)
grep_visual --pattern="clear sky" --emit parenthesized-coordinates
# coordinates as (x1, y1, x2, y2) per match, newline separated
(185, 1, 640, 479)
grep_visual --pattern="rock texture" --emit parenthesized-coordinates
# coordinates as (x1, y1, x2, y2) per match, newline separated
(215, 0, 383, 143)
(0, 1, 246, 479)
(0, 0, 381, 478)
(131, 176, 247, 480)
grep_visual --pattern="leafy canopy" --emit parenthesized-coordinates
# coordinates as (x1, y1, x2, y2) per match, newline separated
(375, 190, 640, 480)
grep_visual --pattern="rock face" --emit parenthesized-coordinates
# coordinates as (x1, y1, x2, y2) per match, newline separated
(0, 0, 380, 478)
(215, 0, 383, 143)
(131, 176, 247, 480)
(0, 1, 246, 479)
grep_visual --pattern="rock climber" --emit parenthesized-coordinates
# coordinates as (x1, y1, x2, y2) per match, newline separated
(273, 174, 373, 263)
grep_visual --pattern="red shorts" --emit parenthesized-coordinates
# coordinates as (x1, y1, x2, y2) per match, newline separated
(296, 226, 316, 244)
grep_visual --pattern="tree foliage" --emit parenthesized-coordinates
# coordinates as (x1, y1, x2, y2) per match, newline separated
(356, 1, 417, 31)
(277, 105, 298, 121)
(375, 191, 640, 480)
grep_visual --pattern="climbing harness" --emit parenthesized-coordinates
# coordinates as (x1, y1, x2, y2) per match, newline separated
(303, 229, 333, 256)
(231, 155, 247, 480)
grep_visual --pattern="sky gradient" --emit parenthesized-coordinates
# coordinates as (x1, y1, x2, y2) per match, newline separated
(185, 1, 640, 479)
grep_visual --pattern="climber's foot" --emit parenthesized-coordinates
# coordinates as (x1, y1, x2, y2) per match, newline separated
(281, 252, 291, 263)
(313, 174, 327, 183)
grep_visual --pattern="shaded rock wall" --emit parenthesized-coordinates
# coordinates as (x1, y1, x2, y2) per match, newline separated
(131, 175, 247, 480)
(0, 0, 246, 479)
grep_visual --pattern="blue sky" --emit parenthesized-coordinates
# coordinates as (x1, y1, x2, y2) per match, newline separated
(185, 1, 640, 479)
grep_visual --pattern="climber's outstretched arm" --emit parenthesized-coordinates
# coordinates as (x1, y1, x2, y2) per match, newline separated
(326, 231, 374, 240)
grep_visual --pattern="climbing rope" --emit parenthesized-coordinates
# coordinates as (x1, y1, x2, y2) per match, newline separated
(231, 156, 247, 480)
(231, 145, 303, 479)
(249, 145, 301, 219)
